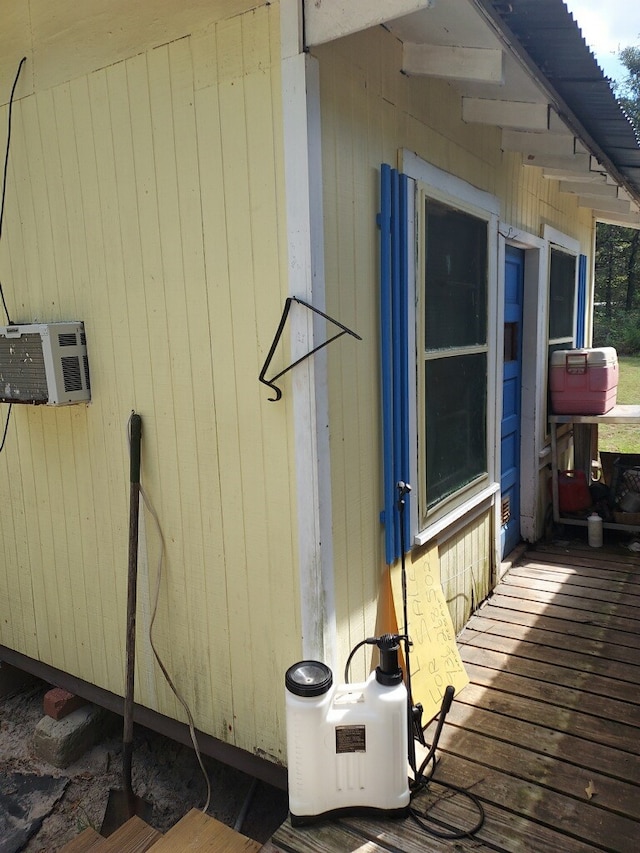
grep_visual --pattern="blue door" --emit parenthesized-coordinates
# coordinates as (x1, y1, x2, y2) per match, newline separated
(501, 246, 524, 557)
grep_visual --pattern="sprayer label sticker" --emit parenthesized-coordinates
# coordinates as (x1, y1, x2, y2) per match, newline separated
(335, 725, 366, 754)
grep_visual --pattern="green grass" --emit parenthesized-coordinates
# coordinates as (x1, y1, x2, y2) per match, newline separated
(598, 356, 640, 453)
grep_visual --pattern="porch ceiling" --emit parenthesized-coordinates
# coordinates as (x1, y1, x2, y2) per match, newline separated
(304, 0, 640, 229)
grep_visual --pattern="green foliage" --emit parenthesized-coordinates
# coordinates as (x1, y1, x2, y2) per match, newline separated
(593, 306, 640, 353)
(598, 357, 640, 453)
(617, 46, 640, 132)
(594, 225, 640, 351)
(592, 46, 640, 353)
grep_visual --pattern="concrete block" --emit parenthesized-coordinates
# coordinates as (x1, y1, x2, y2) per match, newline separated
(43, 687, 88, 721)
(33, 705, 115, 769)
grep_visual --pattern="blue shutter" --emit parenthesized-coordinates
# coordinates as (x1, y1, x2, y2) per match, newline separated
(379, 164, 411, 564)
(576, 253, 587, 348)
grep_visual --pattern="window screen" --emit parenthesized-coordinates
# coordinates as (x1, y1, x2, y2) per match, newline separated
(420, 198, 489, 517)
(549, 249, 576, 340)
(425, 353, 487, 507)
(424, 201, 487, 350)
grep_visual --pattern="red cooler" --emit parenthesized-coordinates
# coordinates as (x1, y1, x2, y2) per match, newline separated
(550, 347, 618, 415)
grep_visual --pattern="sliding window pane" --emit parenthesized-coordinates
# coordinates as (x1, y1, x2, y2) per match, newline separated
(424, 200, 488, 351)
(425, 353, 487, 508)
(549, 249, 576, 339)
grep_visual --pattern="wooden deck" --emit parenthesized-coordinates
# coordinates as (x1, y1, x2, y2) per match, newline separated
(268, 539, 640, 853)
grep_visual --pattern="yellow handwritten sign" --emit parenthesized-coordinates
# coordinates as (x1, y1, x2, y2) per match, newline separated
(390, 543, 468, 723)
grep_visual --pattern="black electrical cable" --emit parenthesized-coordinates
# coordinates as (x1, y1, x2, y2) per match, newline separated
(0, 283, 11, 326)
(0, 56, 27, 325)
(405, 684, 485, 840)
(0, 404, 13, 453)
(0, 57, 26, 242)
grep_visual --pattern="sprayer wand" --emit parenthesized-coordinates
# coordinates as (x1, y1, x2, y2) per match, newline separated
(393, 485, 485, 838)
(396, 481, 427, 776)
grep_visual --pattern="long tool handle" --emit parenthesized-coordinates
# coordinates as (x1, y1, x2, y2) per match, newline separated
(123, 413, 142, 798)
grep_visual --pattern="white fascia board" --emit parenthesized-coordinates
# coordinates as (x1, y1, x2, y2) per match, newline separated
(463, 98, 548, 131)
(403, 44, 503, 84)
(304, 0, 433, 46)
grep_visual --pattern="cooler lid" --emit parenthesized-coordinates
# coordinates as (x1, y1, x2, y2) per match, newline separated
(550, 347, 618, 369)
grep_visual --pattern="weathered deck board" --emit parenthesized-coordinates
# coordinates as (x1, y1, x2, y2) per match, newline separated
(487, 590, 640, 634)
(527, 541, 640, 569)
(461, 608, 640, 663)
(460, 628, 640, 688)
(461, 658, 640, 736)
(492, 581, 640, 622)
(473, 600, 640, 650)
(269, 540, 640, 853)
(507, 565, 640, 596)
(453, 679, 640, 755)
(501, 573, 640, 609)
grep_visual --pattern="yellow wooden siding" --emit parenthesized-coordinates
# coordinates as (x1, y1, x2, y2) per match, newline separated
(0, 0, 268, 100)
(315, 25, 592, 672)
(439, 514, 492, 635)
(0, 3, 297, 762)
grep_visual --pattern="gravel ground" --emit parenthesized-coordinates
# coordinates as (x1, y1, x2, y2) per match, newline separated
(0, 678, 289, 852)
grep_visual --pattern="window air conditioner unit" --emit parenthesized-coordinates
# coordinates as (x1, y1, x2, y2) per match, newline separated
(0, 322, 91, 405)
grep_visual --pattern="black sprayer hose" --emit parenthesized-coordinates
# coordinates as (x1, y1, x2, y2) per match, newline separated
(395, 481, 486, 839)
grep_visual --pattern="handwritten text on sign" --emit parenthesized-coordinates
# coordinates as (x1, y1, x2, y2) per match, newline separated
(391, 543, 469, 723)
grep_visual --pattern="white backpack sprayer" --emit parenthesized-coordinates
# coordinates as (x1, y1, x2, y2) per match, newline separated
(285, 482, 485, 839)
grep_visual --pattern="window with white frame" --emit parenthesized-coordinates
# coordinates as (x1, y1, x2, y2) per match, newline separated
(379, 155, 499, 559)
(547, 246, 577, 363)
(416, 188, 494, 529)
(546, 245, 578, 424)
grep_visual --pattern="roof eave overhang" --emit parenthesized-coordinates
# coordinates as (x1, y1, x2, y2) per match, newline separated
(472, 0, 640, 224)
(303, 0, 640, 229)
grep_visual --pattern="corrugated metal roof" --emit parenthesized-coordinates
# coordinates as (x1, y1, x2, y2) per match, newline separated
(479, 0, 640, 206)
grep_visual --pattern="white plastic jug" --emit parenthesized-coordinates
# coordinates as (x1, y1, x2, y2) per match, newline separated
(587, 512, 603, 547)
(285, 646, 410, 825)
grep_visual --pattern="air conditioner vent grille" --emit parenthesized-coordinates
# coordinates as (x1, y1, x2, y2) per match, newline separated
(83, 355, 91, 390)
(0, 333, 48, 402)
(62, 356, 82, 392)
(58, 333, 78, 347)
(0, 322, 90, 405)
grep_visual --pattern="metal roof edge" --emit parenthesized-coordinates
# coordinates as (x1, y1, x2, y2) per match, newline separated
(472, 0, 640, 210)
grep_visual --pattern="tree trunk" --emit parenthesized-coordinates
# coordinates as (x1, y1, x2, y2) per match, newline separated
(625, 230, 639, 310)
(605, 235, 614, 317)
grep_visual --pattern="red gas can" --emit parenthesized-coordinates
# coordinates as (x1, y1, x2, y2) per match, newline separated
(557, 470, 591, 513)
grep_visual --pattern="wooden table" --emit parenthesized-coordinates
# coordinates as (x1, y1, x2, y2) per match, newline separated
(549, 404, 640, 531)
